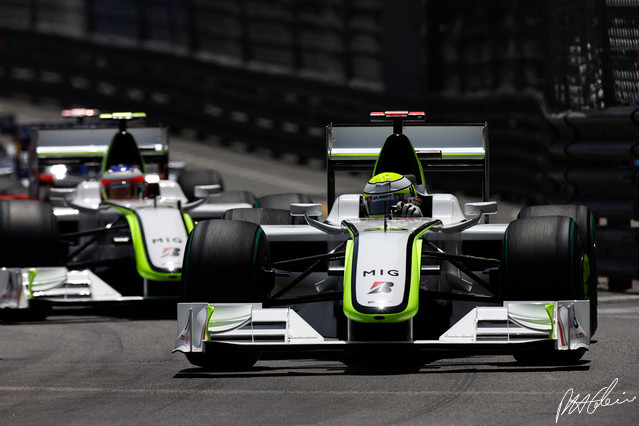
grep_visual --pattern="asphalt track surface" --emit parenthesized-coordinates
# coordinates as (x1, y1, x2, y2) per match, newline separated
(1, 98, 639, 425)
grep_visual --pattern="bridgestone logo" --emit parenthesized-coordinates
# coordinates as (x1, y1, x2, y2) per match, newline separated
(161, 247, 181, 257)
(368, 281, 394, 294)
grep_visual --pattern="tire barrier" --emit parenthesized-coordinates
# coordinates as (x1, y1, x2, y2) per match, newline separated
(547, 108, 639, 290)
(423, 92, 557, 204)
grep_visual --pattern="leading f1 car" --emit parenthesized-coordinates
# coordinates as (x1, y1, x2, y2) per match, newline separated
(174, 111, 598, 369)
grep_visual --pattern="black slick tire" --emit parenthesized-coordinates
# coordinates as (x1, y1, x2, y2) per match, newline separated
(0, 200, 57, 322)
(519, 205, 597, 335)
(256, 193, 313, 210)
(178, 169, 224, 202)
(0, 200, 58, 267)
(180, 219, 271, 370)
(502, 215, 588, 364)
(222, 207, 296, 225)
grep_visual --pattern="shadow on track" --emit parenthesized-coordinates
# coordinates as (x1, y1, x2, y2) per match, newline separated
(173, 355, 590, 379)
(0, 300, 177, 325)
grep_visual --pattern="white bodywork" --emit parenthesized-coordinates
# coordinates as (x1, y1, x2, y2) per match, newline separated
(173, 191, 590, 357)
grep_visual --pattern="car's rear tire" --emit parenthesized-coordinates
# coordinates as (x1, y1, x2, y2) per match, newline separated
(178, 169, 224, 202)
(256, 193, 313, 210)
(518, 205, 597, 335)
(180, 220, 271, 369)
(502, 215, 588, 364)
(222, 207, 296, 225)
(204, 190, 257, 206)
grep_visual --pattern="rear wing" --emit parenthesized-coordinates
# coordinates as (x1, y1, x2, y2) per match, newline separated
(31, 125, 169, 175)
(326, 122, 488, 209)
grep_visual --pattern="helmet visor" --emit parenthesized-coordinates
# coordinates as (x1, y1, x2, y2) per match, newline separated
(364, 192, 418, 216)
(103, 180, 144, 199)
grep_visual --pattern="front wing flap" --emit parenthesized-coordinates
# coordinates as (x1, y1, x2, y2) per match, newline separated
(173, 300, 590, 355)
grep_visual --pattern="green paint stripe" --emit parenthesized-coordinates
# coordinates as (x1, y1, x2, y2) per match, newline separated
(442, 152, 485, 157)
(99, 112, 147, 120)
(570, 221, 575, 298)
(182, 213, 194, 233)
(330, 153, 379, 157)
(545, 304, 555, 339)
(37, 150, 167, 156)
(330, 152, 484, 157)
(37, 151, 107, 156)
(28, 269, 37, 299)
(251, 227, 264, 267)
(205, 305, 215, 342)
(110, 205, 180, 282)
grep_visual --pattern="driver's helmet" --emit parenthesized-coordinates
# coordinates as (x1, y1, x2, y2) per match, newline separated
(362, 172, 420, 217)
(100, 164, 145, 200)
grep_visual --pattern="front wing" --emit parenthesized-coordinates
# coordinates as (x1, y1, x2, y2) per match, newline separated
(0, 267, 144, 310)
(173, 300, 590, 357)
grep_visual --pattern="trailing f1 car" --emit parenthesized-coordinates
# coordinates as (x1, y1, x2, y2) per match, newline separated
(174, 111, 598, 369)
(0, 110, 311, 321)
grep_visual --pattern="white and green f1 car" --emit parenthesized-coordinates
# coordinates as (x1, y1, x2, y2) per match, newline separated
(174, 111, 597, 368)
(0, 111, 310, 321)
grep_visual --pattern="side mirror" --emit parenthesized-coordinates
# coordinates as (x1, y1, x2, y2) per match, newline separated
(168, 161, 186, 173)
(290, 203, 323, 217)
(194, 184, 222, 198)
(464, 201, 498, 216)
(291, 203, 346, 235)
(145, 174, 161, 198)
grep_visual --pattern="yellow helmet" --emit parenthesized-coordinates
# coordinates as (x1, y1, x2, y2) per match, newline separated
(362, 172, 420, 217)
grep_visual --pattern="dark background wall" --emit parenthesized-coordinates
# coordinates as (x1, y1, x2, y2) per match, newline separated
(1, 0, 638, 288)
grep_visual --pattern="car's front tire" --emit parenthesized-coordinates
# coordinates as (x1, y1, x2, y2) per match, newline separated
(502, 215, 588, 364)
(518, 205, 597, 335)
(180, 219, 272, 369)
